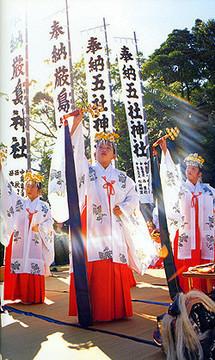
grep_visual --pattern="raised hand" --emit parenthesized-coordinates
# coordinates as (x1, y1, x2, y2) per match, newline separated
(158, 137, 167, 155)
(70, 109, 84, 136)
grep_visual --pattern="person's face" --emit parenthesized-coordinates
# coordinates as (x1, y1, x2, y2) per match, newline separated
(25, 181, 41, 201)
(186, 165, 202, 185)
(95, 144, 116, 168)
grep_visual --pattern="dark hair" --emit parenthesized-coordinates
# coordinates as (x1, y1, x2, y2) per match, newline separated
(36, 182, 42, 191)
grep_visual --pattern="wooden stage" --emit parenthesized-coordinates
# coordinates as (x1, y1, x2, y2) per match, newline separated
(1, 268, 170, 360)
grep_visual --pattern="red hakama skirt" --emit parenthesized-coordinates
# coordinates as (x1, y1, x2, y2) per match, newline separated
(69, 259, 134, 321)
(4, 234, 45, 303)
(69, 200, 135, 322)
(174, 229, 214, 293)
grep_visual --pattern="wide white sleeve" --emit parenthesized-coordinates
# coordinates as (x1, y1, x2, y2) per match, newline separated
(38, 205, 54, 276)
(48, 126, 69, 223)
(48, 122, 88, 222)
(0, 170, 20, 246)
(160, 149, 183, 235)
(117, 176, 139, 215)
(115, 173, 156, 275)
(160, 149, 181, 197)
(71, 121, 89, 211)
(120, 205, 156, 275)
(207, 184, 215, 236)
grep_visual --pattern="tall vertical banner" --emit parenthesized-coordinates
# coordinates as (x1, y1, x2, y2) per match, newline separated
(48, 8, 93, 327)
(7, 15, 28, 196)
(116, 40, 153, 204)
(48, 14, 73, 127)
(82, 27, 114, 161)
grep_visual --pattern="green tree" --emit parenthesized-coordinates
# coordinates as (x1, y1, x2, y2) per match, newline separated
(142, 29, 200, 101)
(141, 19, 215, 186)
(191, 19, 215, 111)
(29, 81, 57, 198)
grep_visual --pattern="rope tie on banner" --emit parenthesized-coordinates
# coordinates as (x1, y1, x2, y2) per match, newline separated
(2, 305, 160, 348)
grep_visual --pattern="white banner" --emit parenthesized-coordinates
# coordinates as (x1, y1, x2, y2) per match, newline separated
(7, 15, 28, 196)
(82, 28, 114, 161)
(116, 40, 153, 203)
(49, 16, 73, 127)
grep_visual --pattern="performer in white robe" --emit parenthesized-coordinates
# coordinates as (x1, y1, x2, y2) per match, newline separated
(159, 138, 215, 293)
(0, 165, 54, 304)
(48, 109, 156, 321)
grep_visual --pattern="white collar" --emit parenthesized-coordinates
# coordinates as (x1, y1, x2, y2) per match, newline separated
(26, 196, 40, 211)
(96, 162, 113, 175)
(185, 178, 202, 193)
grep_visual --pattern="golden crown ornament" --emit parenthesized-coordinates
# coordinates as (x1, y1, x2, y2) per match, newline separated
(24, 172, 44, 183)
(184, 153, 204, 168)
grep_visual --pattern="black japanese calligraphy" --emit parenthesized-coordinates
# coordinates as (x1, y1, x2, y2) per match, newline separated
(86, 37, 102, 54)
(126, 82, 138, 98)
(128, 102, 142, 120)
(144, 160, 149, 174)
(92, 94, 108, 112)
(10, 31, 23, 53)
(9, 169, 25, 176)
(91, 74, 105, 91)
(122, 64, 136, 81)
(89, 55, 104, 72)
(52, 42, 67, 63)
(93, 114, 109, 132)
(50, 20, 64, 40)
(11, 55, 24, 79)
(10, 109, 25, 132)
(57, 88, 70, 112)
(133, 140, 147, 158)
(12, 79, 23, 105)
(120, 46, 133, 63)
(54, 66, 70, 88)
(10, 137, 27, 159)
(130, 120, 145, 139)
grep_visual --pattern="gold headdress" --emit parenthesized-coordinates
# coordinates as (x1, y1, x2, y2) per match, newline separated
(24, 172, 44, 183)
(0, 147, 7, 162)
(94, 131, 120, 146)
(184, 153, 204, 168)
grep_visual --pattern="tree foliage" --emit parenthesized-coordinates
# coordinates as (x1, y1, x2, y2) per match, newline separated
(141, 19, 215, 185)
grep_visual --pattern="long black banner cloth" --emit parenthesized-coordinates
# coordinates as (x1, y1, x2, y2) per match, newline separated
(153, 153, 181, 300)
(64, 124, 93, 327)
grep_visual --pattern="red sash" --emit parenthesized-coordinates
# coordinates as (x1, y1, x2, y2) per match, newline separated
(102, 176, 115, 216)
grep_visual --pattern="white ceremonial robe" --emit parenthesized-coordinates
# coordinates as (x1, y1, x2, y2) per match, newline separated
(0, 171, 54, 276)
(48, 123, 156, 276)
(160, 149, 215, 261)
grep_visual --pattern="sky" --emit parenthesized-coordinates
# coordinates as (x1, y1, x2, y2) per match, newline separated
(0, 0, 215, 141)
(1, 0, 215, 85)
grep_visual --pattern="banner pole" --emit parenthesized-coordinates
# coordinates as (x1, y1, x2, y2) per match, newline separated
(103, 17, 117, 168)
(25, 1, 31, 171)
(65, 0, 75, 110)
